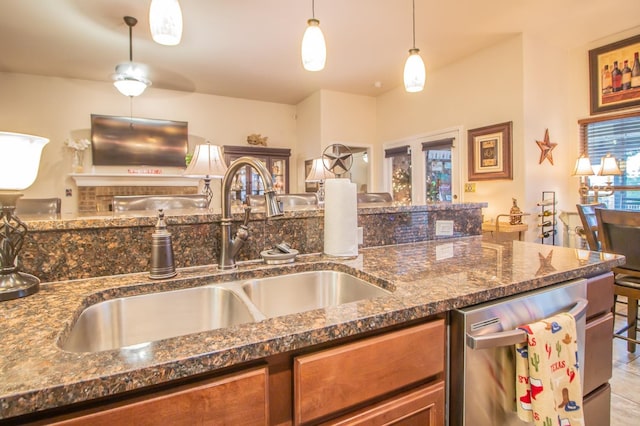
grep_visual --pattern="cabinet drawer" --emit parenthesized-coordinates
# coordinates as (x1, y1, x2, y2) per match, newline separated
(320, 381, 445, 426)
(586, 272, 614, 320)
(583, 312, 614, 395)
(49, 366, 269, 426)
(584, 383, 611, 426)
(294, 320, 445, 425)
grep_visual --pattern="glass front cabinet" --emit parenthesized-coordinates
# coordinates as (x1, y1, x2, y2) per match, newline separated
(222, 145, 291, 204)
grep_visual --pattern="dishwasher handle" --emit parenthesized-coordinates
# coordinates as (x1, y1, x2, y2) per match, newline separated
(466, 298, 588, 350)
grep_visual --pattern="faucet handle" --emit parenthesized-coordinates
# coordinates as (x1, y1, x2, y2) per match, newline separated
(242, 206, 252, 227)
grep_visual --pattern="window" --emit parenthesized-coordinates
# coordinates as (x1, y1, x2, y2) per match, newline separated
(579, 111, 640, 210)
(385, 145, 412, 203)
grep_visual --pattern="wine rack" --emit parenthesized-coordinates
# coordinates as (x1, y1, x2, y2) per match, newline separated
(537, 191, 556, 245)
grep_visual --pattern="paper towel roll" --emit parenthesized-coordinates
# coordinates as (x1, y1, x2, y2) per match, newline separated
(324, 178, 358, 256)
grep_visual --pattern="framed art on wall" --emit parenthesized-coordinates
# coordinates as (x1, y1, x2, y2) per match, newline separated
(589, 34, 640, 115)
(468, 121, 513, 181)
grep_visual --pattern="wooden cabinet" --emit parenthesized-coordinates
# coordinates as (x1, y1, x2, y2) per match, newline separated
(293, 320, 445, 425)
(27, 319, 445, 426)
(583, 272, 614, 424)
(223, 145, 291, 203)
(42, 366, 269, 426)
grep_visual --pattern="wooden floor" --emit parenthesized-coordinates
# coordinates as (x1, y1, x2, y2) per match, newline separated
(611, 298, 640, 425)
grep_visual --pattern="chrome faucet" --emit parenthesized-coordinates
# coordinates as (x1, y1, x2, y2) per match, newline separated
(219, 156, 283, 269)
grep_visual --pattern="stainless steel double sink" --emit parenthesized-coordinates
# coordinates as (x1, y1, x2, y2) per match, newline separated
(60, 271, 391, 353)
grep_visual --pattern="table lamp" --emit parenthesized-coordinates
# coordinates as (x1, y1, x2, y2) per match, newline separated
(183, 142, 228, 206)
(305, 158, 335, 204)
(0, 131, 49, 301)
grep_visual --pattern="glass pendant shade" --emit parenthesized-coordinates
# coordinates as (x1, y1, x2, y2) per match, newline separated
(184, 143, 228, 178)
(301, 19, 326, 71)
(149, 0, 183, 46)
(113, 62, 151, 97)
(0, 131, 49, 190)
(404, 48, 425, 92)
(572, 154, 594, 176)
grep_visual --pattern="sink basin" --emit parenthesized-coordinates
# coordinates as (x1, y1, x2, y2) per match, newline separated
(60, 270, 391, 353)
(242, 270, 390, 318)
(60, 287, 256, 353)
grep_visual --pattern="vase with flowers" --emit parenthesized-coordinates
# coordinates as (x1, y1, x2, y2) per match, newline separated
(64, 138, 91, 173)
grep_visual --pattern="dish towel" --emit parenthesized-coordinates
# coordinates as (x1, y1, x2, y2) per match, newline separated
(515, 312, 584, 426)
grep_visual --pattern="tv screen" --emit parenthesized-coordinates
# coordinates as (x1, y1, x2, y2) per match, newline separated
(91, 114, 188, 167)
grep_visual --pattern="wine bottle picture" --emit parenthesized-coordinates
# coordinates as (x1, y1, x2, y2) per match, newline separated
(612, 61, 623, 92)
(622, 59, 632, 90)
(632, 52, 640, 88)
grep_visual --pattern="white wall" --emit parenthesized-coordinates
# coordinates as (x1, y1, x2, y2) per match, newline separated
(0, 72, 297, 213)
(521, 34, 572, 245)
(376, 35, 525, 221)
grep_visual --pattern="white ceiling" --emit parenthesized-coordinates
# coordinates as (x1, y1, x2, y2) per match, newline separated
(1, 0, 639, 105)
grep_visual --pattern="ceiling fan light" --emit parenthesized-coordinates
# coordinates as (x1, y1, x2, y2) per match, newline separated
(301, 19, 326, 71)
(149, 0, 183, 46)
(404, 48, 425, 92)
(113, 62, 151, 97)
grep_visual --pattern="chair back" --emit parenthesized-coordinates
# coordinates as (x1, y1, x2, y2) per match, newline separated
(277, 193, 318, 207)
(576, 203, 606, 251)
(595, 208, 640, 273)
(16, 197, 61, 215)
(112, 195, 208, 212)
(357, 192, 393, 204)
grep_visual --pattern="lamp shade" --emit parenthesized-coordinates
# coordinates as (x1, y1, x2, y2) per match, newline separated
(404, 48, 425, 92)
(305, 158, 335, 182)
(598, 153, 622, 176)
(301, 19, 326, 71)
(0, 131, 48, 190)
(149, 0, 183, 46)
(184, 143, 228, 178)
(572, 154, 594, 176)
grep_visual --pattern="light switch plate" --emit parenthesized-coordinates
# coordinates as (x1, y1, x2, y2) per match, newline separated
(435, 220, 454, 236)
(464, 183, 476, 192)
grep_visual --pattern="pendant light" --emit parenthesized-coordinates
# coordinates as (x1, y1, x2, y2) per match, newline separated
(403, 0, 425, 92)
(149, 0, 183, 46)
(112, 16, 152, 97)
(301, 0, 326, 71)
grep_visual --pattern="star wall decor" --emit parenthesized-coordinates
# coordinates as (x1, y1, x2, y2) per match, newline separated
(536, 128, 557, 165)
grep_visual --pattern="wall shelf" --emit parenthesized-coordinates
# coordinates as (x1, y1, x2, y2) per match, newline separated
(69, 173, 199, 187)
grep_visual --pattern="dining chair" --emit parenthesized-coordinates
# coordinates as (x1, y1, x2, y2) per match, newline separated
(595, 207, 640, 352)
(576, 202, 606, 251)
(15, 197, 61, 216)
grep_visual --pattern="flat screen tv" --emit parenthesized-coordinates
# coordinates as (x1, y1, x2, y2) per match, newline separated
(90, 114, 188, 167)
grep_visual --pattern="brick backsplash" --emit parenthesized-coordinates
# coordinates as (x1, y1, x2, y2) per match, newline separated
(78, 186, 198, 212)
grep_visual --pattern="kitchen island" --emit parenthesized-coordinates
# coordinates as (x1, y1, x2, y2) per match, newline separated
(0, 236, 623, 423)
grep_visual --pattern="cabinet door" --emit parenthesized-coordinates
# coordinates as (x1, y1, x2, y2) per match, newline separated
(321, 381, 445, 426)
(50, 366, 269, 426)
(293, 321, 445, 425)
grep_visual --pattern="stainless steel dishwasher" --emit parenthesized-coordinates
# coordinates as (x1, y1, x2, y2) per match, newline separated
(449, 278, 588, 425)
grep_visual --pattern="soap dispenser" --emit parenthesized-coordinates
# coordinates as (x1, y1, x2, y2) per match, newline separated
(149, 209, 177, 279)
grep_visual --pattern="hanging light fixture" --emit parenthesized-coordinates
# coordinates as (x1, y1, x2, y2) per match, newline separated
(149, 0, 183, 46)
(301, 0, 326, 71)
(112, 16, 152, 97)
(403, 0, 425, 92)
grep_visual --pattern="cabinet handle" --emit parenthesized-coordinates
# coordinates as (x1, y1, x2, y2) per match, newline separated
(466, 298, 588, 350)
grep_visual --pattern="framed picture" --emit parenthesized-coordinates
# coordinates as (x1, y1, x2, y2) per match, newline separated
(304, 159, 318, 192)
(589, 34, 640, 115)
(468, 121, 512, 181)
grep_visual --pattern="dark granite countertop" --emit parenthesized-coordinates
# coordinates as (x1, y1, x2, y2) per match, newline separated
(0, 236, 623, 420)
